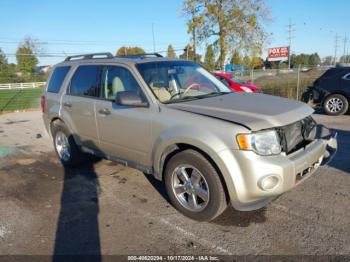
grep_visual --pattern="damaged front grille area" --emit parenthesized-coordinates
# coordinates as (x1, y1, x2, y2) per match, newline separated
(276, 116, 317, 154)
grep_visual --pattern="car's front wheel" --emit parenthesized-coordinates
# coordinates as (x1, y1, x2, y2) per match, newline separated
(164, 149, 227, 221)
(323, 94, 349, 116)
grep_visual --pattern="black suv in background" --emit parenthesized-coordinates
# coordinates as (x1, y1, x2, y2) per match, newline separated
(304, 67, 350, 115)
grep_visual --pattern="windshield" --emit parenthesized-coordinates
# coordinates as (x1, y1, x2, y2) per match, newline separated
(136, 61, 231, 103)
(230, 76, 247, 85)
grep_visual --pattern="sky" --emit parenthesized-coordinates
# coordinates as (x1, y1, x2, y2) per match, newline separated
(0, 0, 349, 65)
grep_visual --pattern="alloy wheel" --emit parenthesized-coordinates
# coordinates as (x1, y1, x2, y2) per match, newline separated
(171, 165, 209, 212)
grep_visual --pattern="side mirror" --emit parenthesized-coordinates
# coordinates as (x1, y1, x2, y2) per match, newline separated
(115, 91, 148, 107)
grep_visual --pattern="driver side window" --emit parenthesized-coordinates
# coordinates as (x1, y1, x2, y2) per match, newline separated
(102, 66, 142, 100)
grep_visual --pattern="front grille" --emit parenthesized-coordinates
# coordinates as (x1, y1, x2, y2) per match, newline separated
(276, 116, 316, 154)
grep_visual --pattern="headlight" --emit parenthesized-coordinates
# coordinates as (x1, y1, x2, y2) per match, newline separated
(236, 130, 281, 156)
(240, 86, 253, 93)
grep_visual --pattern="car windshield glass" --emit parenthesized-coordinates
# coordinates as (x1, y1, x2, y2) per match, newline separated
(230, 76, 247, 84)
(136, 61, 232, 103)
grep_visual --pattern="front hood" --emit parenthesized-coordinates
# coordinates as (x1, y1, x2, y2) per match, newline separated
(166, 93, 314, 131)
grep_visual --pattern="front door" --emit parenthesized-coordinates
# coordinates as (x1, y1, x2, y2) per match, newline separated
(95, 65, 152, 166)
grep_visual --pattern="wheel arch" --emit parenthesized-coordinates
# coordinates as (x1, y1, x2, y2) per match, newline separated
(158, 143, 230, 202)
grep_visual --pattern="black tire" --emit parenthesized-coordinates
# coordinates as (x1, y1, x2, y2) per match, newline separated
(164, 149, 227, 221)
(51, 120, 85, 167)
(323, 94, 349, 116)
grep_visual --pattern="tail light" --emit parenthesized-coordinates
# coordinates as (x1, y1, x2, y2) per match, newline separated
(41, 95, 46, 113)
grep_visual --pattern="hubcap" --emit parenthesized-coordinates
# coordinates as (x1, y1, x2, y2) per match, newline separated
(171, 165, 209, 212)
(326, 98, 344, 113)
(55, 131, 70, 162)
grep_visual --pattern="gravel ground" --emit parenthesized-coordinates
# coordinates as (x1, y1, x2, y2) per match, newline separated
(0, 110, 349, 259)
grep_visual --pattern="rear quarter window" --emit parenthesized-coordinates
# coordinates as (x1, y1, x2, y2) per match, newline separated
(47, 66, 71, 93)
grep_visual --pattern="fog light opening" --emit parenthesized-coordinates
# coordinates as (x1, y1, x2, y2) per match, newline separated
(258, 175, 280, 191)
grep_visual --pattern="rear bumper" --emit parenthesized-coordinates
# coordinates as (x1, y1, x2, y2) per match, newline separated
(218, 127, 337, 211)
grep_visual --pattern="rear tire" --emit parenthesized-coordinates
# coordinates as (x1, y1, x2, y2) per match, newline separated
(51, 120, 85, 167)
(323, 94, 349, 116)
(164, 149, 227, 221)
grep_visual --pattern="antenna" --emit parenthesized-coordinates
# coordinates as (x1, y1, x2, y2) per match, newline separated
(152, 23, 156, 53)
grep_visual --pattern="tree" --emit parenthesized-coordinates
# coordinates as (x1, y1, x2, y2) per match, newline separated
(0, 48, 7, 66)
(230, 50, 241, 65)
(250, 56, 264, 69)
(167, 44, 176, 58)
(242, 55, 251, 68)
(309, 53, 320, 66)
(16, 38, 39, 77)
(204, 45, 215, 70)
(322, 56, 333, 65)
(179, 44, 202, 62)
(183, 0, 269, 70)
(116, 46, 145, 56)
(0, 49, 18, 83)
(340, 55, 350, 63)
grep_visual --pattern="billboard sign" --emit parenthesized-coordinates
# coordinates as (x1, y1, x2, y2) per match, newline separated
(268, 47, 289, 61)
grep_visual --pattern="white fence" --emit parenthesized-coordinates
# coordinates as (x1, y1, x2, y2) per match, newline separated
(0, 82, 46, 90)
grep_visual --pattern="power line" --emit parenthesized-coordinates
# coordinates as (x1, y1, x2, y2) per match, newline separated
(286, 19, 295, 70)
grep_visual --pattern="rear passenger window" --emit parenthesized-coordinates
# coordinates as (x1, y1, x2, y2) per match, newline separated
(69, 66, 102, 97)
(47, 66, 70, 93)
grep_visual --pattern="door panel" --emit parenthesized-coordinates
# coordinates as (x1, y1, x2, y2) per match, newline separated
(95, 65, 152, 166)
(61, 95, 99, 149)
(96, 101, 152, 165)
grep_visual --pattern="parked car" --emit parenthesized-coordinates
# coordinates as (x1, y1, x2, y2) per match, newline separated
(42, 53, 337, 221)
(212, 71, 261, 93)
(304, 67, 350, 115)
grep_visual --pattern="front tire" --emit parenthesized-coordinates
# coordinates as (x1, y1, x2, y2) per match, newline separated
(323, 94, 349, 116)
(164, 149, 227, 221)
(51, 120, 85, 167)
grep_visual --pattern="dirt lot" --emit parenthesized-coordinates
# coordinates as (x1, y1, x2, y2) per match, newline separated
(0, 110, 349, 258)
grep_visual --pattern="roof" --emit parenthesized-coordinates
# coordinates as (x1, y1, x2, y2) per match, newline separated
(55, 52, 186, 67)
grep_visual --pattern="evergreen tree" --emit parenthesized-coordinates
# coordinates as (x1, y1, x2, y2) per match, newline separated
(167, 44, 176, 58)
(204, 45, 215, 71)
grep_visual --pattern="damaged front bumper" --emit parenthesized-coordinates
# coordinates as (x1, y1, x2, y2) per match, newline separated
(218, 125, 337, 211)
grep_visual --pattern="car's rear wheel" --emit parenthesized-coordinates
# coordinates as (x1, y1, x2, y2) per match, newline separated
(51, 120, 85, 167)
(164, 149, 227, 221)
(323, 94, 349, 116)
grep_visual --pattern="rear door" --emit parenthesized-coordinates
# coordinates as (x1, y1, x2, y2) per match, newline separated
(61, 65, 102, 149)
(95, 65, 152, 166)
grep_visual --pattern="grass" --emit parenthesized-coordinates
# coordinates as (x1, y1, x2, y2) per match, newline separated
(250, 69, 326, 100)
(0, 88, 43, 112)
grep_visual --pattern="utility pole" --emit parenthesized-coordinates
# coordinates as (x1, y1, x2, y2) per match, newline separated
(342, 35, 347, 63)
(334, 33, 340, 65)
(286, 19, 295, 70)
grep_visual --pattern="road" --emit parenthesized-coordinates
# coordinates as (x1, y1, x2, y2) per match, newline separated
(0, 110, 349, 258)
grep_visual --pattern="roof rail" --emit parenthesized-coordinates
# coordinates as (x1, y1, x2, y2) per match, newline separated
(64, 52, 113, 61)
(115, 53, 163, 59)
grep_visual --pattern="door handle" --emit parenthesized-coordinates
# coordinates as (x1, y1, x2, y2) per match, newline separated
(63, 102, 72, 108)
(98, 108, 111, 116)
